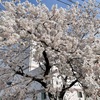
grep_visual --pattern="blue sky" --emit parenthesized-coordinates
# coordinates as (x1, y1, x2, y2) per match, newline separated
(0, 0, 100, 10)
(22, 0, 84, 9)
(19, 0, 100, 9)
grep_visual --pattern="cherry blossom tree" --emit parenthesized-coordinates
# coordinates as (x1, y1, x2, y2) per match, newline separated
(0, 0, 100, 100)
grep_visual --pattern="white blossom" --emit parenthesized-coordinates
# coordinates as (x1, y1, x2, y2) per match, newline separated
(0, 0, 99, 100)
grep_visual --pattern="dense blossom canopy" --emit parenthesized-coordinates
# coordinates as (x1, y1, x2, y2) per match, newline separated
(0, 0, 100, 100)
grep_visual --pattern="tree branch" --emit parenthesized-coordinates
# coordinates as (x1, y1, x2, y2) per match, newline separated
(42, 50, 52, 76)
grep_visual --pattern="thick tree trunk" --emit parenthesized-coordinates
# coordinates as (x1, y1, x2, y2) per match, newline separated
(48, 93, 56, 100)
(49, 97, 63, 100)
(59, 89, 66, 100)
